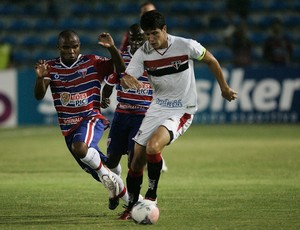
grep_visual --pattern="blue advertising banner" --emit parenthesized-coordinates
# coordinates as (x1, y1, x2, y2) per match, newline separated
(18, 68, 58, 125)
(194, 66, 300, 123)
(17, 66, 300, 125)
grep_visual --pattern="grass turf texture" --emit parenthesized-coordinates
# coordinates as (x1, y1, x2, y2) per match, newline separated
(0, 124, 299, 229)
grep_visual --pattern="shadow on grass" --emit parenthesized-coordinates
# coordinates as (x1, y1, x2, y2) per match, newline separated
(0, 213, 120, 225)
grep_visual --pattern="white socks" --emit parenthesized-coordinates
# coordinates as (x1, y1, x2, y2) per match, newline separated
(81, 147, 128, 203)
(81, 147, 109, 177)
(110, 163, 122, 176)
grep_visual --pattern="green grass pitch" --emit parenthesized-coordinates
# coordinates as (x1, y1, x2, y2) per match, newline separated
(0, 124, 299, 229)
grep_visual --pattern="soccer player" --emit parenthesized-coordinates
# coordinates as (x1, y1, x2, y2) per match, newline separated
(118, 11, 238, 219)
(101, 24, 150, 175)
(34, 30, 128, 211)
(119, 1, 156, 52)
(102, 24, 167, 178)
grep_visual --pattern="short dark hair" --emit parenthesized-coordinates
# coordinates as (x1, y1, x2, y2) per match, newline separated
(129, 24, 143, 35)
(140, 10, 166, 31)
(58, 30, 78, 43)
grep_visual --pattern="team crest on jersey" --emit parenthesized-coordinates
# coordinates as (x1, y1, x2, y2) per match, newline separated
(171, 60, 182, 70)
(60, 92, 71, 106)
(78, 68, 87, 78)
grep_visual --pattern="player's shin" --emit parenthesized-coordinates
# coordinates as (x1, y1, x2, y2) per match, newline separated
(80, 147, 110, 177)
(126, 169, 143, 209)
(145, 153, 163, 201)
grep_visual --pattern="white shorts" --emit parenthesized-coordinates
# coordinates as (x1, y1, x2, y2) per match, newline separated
(133, 109, 194, 146)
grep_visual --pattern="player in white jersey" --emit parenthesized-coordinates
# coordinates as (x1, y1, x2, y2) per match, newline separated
(118, 11, 238, 219)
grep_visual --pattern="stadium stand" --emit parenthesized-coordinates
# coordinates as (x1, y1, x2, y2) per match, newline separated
(0, 0, 299, 69)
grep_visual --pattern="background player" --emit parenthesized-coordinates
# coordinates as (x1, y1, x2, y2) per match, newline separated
(119, 1, 156, 52)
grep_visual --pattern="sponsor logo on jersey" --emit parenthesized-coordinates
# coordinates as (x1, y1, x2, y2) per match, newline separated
(60, 92, 88, 106)
(156, 98, 183, 108)
(63, 117, 83, 124)
(122, 82, 152, 95)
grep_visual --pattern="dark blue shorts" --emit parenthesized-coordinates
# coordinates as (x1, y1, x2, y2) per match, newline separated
(65, 117, 108, 181)
(107, 112, 144, 158)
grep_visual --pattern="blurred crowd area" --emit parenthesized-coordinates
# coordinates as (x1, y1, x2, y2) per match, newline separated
(0, 0, 299, 70)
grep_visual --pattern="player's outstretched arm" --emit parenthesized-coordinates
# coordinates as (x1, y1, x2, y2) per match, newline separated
(34, 60, 50, 100)
(98, 32, 126, 73)
(202, 50, 238, 102)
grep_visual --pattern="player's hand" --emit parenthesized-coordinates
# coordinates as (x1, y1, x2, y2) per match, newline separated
(34, 60, 49, 79)
(100, 98, 110, 109)
(221, 87, 238, 102)
(120, 75, 143, 90)
(98, 32, 114, 48)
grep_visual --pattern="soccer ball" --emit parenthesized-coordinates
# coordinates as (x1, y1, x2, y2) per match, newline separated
(131, 200, 159, 225)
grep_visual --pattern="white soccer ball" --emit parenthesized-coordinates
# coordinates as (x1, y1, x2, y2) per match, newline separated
(131, 200, 159, 225)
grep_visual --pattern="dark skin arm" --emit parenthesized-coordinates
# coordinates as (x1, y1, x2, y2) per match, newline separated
(98, 32, 126, 73)
(101, 83, 114, 108)
(34, 60, 50, 100)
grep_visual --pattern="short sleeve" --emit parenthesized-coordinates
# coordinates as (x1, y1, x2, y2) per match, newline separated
(125, 49, 145, 79)
(189, 39, 207, 61)
(94, 55, 114, 79)
(104, 72, 119, 86)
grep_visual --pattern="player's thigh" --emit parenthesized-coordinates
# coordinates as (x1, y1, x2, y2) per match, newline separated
(73, 118, 105, 147)
(146, 125, 171, 154)
(133, 112, 162, 146)
(162, 113, 193, 144)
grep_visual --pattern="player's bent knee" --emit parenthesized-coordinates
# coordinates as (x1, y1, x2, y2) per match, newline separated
(72, 142, 88, 159)
(146, 141, 161, 155)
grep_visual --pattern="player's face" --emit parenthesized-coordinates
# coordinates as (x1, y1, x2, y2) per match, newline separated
(128, 32, 146, 54)
(58, 35, 80, 66)
(144, 25, 168, 50)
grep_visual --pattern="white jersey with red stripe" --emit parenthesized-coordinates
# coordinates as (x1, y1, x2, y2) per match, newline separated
(125, 34, 206, 115)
